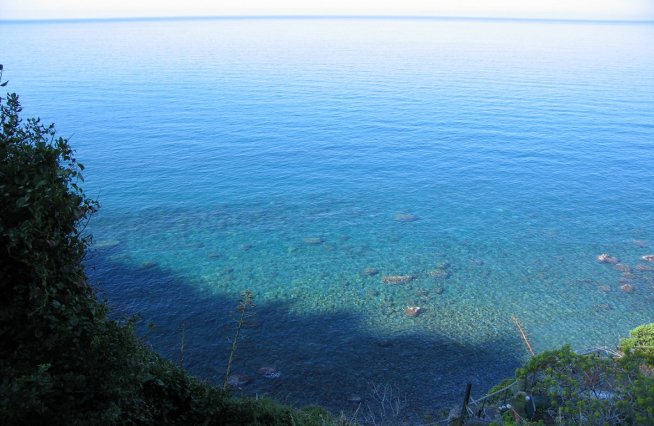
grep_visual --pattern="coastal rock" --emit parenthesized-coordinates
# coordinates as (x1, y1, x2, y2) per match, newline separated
(597, 254, 620, 264)
(620, 283, 635, 293)
(393, 212, 420, 222)
(641, 255, 654, 262)
(405, 306, 422, 317)
(383, 275, 414, 285)
(227, 374, 251, 388)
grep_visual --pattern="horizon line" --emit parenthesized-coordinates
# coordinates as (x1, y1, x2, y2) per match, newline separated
(1, 14, 653, 25)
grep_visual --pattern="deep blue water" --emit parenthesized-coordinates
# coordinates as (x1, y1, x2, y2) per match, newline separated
(2, 17, 654, 416)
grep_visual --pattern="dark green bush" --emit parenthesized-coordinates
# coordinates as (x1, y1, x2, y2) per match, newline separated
(619, 322, 654, 366)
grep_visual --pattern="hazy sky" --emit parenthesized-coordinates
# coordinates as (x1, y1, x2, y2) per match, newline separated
(1, 0, 653, 21)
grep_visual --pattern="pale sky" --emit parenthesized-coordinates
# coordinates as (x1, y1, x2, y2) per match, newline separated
(1, 0, 653, 22)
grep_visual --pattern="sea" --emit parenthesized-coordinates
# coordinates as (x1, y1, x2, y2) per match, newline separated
(1, 16, 653, 417)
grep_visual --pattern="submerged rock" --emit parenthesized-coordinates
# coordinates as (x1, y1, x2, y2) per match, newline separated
(363, 267, 379, 276)
(382, 275, 414, 285)
(614, 263, 631, 272)
(641, 255, 654, 262)
(405, 306, 423, 317)
(597, 253, 620, 264)
(434, 287, 444, 295)
(595, 303, 612, 312)
(620, 283, 635, 293)
(429, 268, 450, 279)
(139, 261, 157, 270)
(376, 339, 393, 348)
(622, 272, 636, 281)
(633, 240, 649, 248)
(208, 252, 223, 259)
(227, 374, 251, 388)
(393, 212, 420, 222)
(347, 395, 362, 404)
(93, 239, 120, 249)
(303, 236, 324, 245)
(258, 367, 281, 379)
(598, 285, 612, 293)
(239, 243, 254, 251)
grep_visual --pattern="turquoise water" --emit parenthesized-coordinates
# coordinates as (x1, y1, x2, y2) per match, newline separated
(2, 17, 654, 415)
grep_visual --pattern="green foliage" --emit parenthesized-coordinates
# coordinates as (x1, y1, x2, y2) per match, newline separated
(0, 86, 343, 425)
(484, 340, 654, 425)
(619, 322, 654, 366)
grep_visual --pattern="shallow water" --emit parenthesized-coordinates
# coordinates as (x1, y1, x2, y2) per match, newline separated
(2, 17, 654, 415)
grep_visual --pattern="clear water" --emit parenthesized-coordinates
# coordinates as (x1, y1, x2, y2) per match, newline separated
(2, 17, 654, 415)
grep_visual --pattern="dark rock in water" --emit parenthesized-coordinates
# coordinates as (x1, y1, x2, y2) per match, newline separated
(383, 275, 414, 284)
(303, 236, 324, 245)
(363, 267, 379, 276)
(227, 374, 251, 388)
(394, 212, 420, 222)
(376, 339, 393, 348)
(620, 283, 635, 293)
(139, 261, 157, 270)
(434, 287, 444, 295)
(208, 252, 223, 259)
(415, 289, 429, 297)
